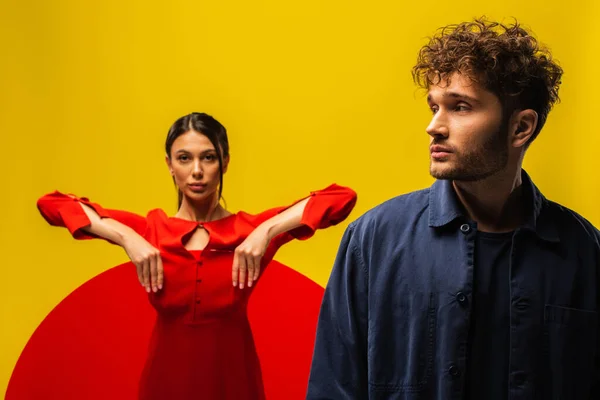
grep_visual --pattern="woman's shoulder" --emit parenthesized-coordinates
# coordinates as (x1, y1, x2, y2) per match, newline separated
(145, 208, 244, 229)
(143, 208, 187, 228)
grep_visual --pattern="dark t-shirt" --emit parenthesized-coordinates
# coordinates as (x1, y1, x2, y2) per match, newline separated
(466, 230, 514, 399)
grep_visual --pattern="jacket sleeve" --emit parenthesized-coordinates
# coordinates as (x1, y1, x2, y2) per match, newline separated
(591, 228, 600, 399)
(306, 222, 369, 399)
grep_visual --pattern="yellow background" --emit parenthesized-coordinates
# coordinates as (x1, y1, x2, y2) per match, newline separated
(1, 0, 599, 394)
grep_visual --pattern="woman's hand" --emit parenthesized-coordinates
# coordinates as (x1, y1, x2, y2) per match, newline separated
(122, 232, 164, 293)
(232, 225, 272, 289)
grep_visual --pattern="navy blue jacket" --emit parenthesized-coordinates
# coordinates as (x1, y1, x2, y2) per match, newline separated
(306, 172, 600, 399)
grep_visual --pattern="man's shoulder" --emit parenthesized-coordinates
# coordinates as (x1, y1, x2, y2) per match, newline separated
(348, 187, 431, 233)
(543, 199, 600, 244)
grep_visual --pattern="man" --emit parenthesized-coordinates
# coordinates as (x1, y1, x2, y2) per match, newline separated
(306, 18, 599, 399)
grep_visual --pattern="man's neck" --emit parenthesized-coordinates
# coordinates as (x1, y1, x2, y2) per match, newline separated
(452, 167, 525, 233)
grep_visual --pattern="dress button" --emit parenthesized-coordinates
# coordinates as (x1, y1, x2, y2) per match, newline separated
(449, 364, 460, 377)
(460, 224, 471, 233)
(456, 291, 467, 305)
(195, 299, 201, 304)
(197, 261, 203, 266)
(196, 279, 202, 283)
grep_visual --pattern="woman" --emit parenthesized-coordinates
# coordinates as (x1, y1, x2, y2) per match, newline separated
(37, 112, 357, 400)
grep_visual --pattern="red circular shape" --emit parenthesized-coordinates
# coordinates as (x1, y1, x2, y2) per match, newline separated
(6, 261, 324, 400)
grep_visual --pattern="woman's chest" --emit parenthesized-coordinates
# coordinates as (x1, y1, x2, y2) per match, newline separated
(150, 250, 249, 322)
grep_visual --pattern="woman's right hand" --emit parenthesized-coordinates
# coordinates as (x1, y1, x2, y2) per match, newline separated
(121, 232, 164, 293)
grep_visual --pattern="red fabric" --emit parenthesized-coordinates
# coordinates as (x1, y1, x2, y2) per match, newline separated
(30, 184, 356, 400)
(6, 260, 325, 400)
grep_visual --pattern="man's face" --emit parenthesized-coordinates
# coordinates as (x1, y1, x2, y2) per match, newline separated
(426, 72, 509, 181)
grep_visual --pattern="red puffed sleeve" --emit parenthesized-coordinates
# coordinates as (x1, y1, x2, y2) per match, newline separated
(37, 191, 147, 240)
(241, 183, 357, 245)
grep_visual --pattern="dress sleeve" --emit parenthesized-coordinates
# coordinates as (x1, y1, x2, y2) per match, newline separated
(37, 191, 147, 240)
(244, 183, 357, 246)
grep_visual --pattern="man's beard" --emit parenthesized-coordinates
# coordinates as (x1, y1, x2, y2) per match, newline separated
(430, 122, 509, 182)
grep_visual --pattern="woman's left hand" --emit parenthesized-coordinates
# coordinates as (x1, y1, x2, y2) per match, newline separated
(232, 225, 272, 289)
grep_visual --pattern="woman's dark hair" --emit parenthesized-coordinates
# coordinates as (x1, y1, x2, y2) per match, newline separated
(165, 112, 229, 208)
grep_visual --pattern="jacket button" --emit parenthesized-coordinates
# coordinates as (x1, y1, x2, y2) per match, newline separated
(449, 364, 460, 377)
(513, 297, 530, 310)
(513, 372, 526, 385)
(456, 291, 467, 305)
(460, 224, 471, 233)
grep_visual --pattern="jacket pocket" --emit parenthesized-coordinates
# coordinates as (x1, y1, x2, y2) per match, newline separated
(368, 292, 437, 393)
(544, 304, 597, 399)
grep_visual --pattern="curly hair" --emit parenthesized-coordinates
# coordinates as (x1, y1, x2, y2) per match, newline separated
(412, 18, 563, 143)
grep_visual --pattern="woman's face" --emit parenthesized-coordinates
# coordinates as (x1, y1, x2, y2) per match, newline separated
(166, 130, 228, 204)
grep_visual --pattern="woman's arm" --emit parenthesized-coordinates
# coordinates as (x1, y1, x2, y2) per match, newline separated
(37, 191, 163, 292)
(232, 184, 357, 288)
(232, 198, 309, 288)
(78, 203, 164, 293)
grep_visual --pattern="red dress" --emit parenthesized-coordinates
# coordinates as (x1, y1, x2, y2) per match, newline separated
(36, 184, 357, 400)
